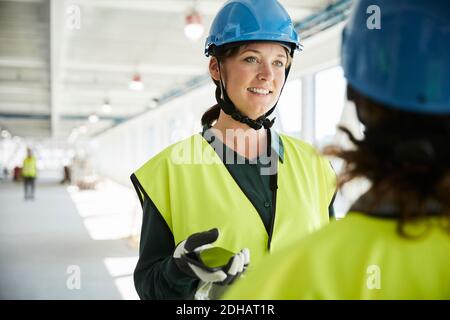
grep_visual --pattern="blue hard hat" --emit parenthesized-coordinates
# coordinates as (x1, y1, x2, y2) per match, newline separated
(342, 0, 450, 114)
(205, 0, 301, 57)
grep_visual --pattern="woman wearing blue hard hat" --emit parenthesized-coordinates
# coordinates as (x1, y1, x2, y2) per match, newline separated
(223, 0, 450, 299)
(130, 0, 336, 300)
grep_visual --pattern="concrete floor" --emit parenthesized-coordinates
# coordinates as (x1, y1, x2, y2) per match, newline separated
(0, 177, 140, 299)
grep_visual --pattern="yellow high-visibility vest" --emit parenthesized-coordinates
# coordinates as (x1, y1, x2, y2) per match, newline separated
(22, 156, 37, 178)
(223, 212, 450, 299)
(132, 133, 336, 267)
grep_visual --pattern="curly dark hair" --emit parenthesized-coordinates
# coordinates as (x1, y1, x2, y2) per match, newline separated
(324, 85, 450, 237)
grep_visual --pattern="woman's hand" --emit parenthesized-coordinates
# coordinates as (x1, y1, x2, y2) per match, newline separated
(173, 228, 250, 285)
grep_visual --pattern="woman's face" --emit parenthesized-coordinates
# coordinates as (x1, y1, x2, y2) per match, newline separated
(209, 42, 289, 119)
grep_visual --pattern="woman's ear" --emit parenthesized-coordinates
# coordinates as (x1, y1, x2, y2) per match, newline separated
(209, 58, 220, 81)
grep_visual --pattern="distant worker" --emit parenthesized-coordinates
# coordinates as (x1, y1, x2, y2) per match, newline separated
(130, 0, 336, 300)
(61, 165, 71, 184)
(22, 147, 37, 200)
(223, 0, 450, 299)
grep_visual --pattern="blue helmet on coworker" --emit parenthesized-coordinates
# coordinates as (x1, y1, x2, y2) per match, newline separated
(204, 0, 302, 130)
(205, 0, 301, 57)
(342, 0, 450, 114)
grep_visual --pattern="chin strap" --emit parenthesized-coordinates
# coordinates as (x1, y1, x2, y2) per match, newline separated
(215, 61, 292, 131)
(215, 85, 275, 130)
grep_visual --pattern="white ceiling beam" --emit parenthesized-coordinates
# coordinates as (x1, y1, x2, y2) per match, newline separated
(0, 101, 48, 109)
(65, 61, 206, 76)
(0, 57, 46, 68)
(61, 87, 158, 98)
(62, 84, 154, 92)
(0, 81, 48, 89)
(50, 0, 67, 138)
(70, 0, 224, 15)
(62, 82, 162, 95)
(0, 0, 45, 3)
(69, 0, 313, 19)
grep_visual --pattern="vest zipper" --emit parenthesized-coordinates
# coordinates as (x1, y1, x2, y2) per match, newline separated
(267, 129, 278, 251)
(267, 172, 278, 251)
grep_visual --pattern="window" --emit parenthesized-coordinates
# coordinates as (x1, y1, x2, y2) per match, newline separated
(276, 79, 302, 135)
(314, 66, 346, 147)
(169, 112, 195, 144)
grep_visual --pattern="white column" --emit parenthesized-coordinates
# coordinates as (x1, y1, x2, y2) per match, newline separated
(301, 74, 315, 144)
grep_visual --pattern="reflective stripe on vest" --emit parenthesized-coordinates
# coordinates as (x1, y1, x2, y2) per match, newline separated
(133, 133, 336, 266)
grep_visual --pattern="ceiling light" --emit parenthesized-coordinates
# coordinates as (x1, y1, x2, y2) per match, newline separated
(1, 130, 10, 139)
(148, 98, 159, 109)
(129, 73, 144, 91)
(68, 128, 79, 144)
(79, 125, 87, 134)
(102, 98, 112, 114)
(184, 9, 204, 41)
(88, 113, 99, 124)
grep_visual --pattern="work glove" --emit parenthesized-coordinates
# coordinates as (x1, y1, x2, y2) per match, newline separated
(173, 228, 250, 285)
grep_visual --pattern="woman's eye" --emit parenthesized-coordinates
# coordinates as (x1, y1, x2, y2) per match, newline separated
(244, 57, 258, 63)
(273, 60, 285, 67)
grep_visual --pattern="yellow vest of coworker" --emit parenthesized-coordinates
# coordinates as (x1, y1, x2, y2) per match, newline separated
(22, 157, 37, 178)
(133, 133, 335, 266)
(224, 212, 450, 299)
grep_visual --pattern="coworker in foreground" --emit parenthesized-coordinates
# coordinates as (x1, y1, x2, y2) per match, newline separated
(223, 0, 450, 299)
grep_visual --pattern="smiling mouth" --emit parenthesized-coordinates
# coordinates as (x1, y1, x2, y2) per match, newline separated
(247, 87, 272, 95)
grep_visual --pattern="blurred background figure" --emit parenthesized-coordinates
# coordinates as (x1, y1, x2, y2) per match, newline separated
(3, 167, 9, 180)
(61, 165, 72, 185)
(0, 163, 5, 180)
(13, 166, 22, 182)
(22, 147, 37, 200)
